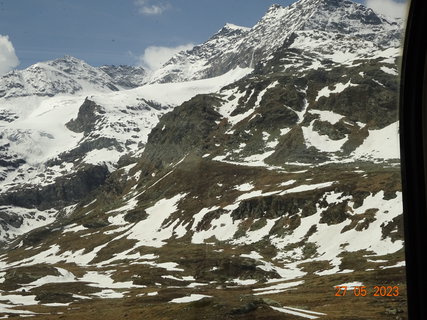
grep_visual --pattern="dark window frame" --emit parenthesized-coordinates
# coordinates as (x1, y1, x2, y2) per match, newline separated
(400, 0, 427, 318)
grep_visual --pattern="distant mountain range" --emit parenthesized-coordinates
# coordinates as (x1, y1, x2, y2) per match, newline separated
(0, 56, 147, 100)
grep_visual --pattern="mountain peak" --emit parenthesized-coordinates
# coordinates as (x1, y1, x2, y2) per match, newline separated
(266, 3, 283, 11)
(61, 54, 82, 61)
(214, 23, 250, 37)
(223, 23, 250, 31)
(26, 55, 85, 71)
(46, 55, 88, 69)
(48, 55, 86, 66)
(0, 55, 120, 99)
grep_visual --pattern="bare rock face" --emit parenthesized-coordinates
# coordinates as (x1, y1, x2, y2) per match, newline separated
(0, 209, 24, 229)
(0, 164, 109, 209)
(66, 98, 106, 134)
(140, 94, 223, 169)
(99, 65, 147, 89)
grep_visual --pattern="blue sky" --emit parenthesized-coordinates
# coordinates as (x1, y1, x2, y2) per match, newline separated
(0, 0, 408, 73)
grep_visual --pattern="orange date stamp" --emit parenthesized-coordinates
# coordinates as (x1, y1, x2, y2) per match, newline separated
(335, 285, 400, 297)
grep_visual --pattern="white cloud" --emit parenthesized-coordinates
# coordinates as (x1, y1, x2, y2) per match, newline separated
(364, 0, 408, 19)
(0, 35, 19, 76)
(138, 44, 194, 71)
(134, 0, 171, 15)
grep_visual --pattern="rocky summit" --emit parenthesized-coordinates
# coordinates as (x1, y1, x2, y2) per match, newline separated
(0, 0, 407, 319)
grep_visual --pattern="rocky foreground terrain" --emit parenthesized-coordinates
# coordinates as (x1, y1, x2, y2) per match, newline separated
(0, 0, 407, 318)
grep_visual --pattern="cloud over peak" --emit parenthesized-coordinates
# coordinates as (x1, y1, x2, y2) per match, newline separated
(134, 0, 171, 15)
(364, 0, 408, 19)
(138, 44, 194, 71)
(0, 35, 19, 76)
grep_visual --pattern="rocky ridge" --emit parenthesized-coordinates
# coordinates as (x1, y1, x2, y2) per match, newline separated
(99, 65, 147, 89)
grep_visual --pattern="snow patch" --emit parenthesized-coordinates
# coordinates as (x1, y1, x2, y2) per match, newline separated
(169, 294, 211, 303)
(315, 81, 357, 101)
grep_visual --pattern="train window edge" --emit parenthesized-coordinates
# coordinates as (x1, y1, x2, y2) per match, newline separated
(400, 0, 427, 318)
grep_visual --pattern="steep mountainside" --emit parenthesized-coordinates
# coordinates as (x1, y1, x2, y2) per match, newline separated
(0, 0, 407, 319)
(99, 65, 147, 89)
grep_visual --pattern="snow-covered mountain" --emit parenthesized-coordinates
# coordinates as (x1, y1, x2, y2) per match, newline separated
(0, 56, 123, 99)
(149, 23, 251, 83)
(0, 0, 407, 318)
(149, 0, 402, 83)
